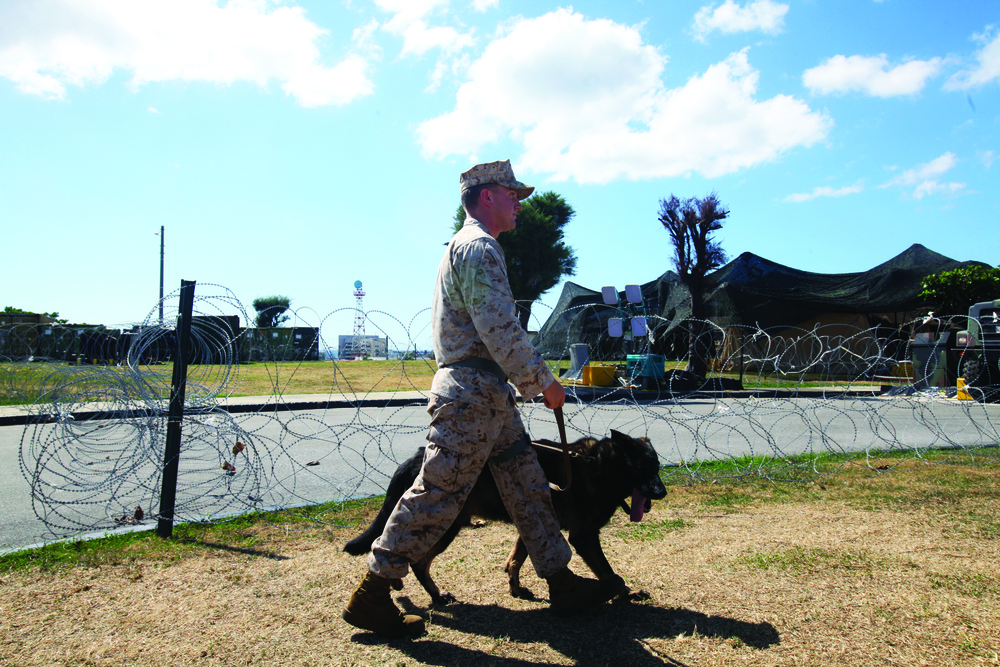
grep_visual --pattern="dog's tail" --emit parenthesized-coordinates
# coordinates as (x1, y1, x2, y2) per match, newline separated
(343, 448, 424, 556)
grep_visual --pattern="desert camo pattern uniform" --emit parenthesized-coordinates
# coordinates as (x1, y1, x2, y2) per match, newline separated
(369, 217, 572, 580)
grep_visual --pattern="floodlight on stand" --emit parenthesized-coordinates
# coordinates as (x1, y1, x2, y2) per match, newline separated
(631, 317, 647, 337)
(625, 284, 642, 304)
(602, 286, 618, 305)
(608, 318, 623, 338)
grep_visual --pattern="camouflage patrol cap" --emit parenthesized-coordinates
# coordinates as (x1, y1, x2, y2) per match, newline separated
(459, 160, 534, 200)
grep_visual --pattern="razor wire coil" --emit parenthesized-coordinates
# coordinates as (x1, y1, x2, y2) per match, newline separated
(3, 284, 999, 542)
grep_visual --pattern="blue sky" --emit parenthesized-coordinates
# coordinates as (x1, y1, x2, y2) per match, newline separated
(1, 0, 997, 351)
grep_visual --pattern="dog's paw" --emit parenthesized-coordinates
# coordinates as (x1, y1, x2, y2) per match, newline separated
(390, 579, 404, 591)
(509, 585, 537, 600)
(601, 575, 630, 600)
(432, 591, 457, 606)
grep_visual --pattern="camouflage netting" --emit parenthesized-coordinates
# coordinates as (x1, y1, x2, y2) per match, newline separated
(532, 244, 987, 361)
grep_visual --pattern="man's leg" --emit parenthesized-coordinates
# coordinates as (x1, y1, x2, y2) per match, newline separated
(487, 436, 571, 578)
(369, 398, 498, 577)
(488, 409, 619, 614)
(345, 398, 498, 636)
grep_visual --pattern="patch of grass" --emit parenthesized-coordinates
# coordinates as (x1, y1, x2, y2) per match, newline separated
(615, 517, 690, 543)
(660, 449, 1000, 511)
(0, 496, 383, 576)
(226, 360, 438, 397)
(700, 490, 758, 509)
(929, 572, 1000, 599)
(0, 360, 443, 406)
(743, 546, 882, 574)
(971, 517, 1000, 540)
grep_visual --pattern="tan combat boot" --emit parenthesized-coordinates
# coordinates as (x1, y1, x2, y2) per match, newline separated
(546, 567, 620, 616)
(342, 572, 425, 638)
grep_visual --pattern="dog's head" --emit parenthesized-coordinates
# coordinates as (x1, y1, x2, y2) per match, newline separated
(608, 429, 667, 502)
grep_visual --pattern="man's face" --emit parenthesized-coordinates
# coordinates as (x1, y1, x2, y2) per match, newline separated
(488, 185, 522, 234)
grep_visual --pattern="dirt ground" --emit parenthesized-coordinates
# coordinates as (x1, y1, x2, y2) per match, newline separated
(1, 497, 999, 667)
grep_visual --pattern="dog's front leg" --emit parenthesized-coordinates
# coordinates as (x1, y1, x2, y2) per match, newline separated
(568, 529, 629, 599)
(504, 538, 535, 599)
(412, 555, 457, 606)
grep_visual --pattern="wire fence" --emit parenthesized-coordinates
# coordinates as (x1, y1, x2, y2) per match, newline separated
(3, 283, 999, 540)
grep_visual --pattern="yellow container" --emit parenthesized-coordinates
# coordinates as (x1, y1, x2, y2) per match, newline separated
(582, 365, 617, 387)
(892, 362, 914, 379)
(957, 377, 972, 401)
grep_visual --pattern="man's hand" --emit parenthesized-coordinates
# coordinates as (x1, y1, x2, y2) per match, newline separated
(542, 379, 565, 410)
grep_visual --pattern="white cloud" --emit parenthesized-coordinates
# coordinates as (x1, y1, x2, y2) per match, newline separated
(374, 0, 473, 57)
(980, 150, 995, 169)
(472, 0, 499, 11)
(945, 27, 1000, 90)
(784, 181, 864, 203)
(148, 106, 160, 114)
(418, 10, 830, 185)
(351, 18, 383, 60)
(0, 0, 375, 107)
(880, 152, 966, 199)
(803, 54, 942, 97)
(693, 0, 789, 43)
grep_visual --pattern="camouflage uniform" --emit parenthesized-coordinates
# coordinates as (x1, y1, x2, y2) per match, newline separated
(369, 217, 572, 580)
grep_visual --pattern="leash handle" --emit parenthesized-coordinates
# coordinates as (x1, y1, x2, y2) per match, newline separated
(549, 406, 573, 492)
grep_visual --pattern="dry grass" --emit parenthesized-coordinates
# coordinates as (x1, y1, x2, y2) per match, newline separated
(4, 357, 875, 407)
(224, 360, 438, 397)
(0, 361, 440, 406)
(2, 462, 999, 666)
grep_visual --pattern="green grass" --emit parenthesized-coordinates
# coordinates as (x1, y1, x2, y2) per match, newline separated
(743, 545, 883, 573)
(928, 572, 1000, 599)
(660, 448, 1000, 512)
(0, 497, 378, 575)
(615, 517, 690, 543)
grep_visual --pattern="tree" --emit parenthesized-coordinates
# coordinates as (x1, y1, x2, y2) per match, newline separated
(252, 295, 292, 328)
(3, 306, 68, 324)
(454, 191, 577, 330)
(658, 192, 729, 378)
(919, 265, 1000, 317)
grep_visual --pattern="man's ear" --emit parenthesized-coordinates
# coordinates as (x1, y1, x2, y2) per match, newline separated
(478, 186, 494, 210)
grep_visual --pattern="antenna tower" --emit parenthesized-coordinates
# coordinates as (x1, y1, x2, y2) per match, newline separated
(352, 280, 366, 359)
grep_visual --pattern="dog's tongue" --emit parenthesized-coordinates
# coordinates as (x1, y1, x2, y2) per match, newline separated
(630, 489, 647, 522)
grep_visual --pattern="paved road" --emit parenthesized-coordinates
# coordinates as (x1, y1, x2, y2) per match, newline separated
(4, 395, 999, 551)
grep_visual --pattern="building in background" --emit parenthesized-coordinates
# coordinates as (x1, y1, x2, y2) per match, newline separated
(338, 334, 387, 360)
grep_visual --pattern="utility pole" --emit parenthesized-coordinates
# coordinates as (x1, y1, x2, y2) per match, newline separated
(158, 226, 165, 324)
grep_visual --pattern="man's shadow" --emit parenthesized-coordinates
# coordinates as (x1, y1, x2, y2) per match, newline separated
(351, 596, 780, 666)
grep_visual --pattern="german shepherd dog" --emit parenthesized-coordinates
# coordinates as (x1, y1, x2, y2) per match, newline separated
(344, 429, 667, 605)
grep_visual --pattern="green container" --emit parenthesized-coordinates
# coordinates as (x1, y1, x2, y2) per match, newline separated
(626, 354, 665, 378)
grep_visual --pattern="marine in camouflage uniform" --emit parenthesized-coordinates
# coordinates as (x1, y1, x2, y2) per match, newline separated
(368, 188, 571, 581)
(343, 161, 613, 638)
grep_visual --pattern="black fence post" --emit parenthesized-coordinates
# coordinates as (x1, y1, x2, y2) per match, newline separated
(157, 279, 196, 539)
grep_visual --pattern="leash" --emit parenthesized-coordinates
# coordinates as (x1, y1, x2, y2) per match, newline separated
(529, 440, 588, 458)
(547, 406, 573, 492)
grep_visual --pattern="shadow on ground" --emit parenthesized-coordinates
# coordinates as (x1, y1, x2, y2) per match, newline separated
(349, 596, 779, 666)
(177, 538, 290, 560)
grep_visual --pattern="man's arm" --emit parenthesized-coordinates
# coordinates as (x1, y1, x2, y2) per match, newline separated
(463, 243, 556, 400)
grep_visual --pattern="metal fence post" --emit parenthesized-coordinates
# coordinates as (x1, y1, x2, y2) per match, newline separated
(157, 279, 196, 538)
